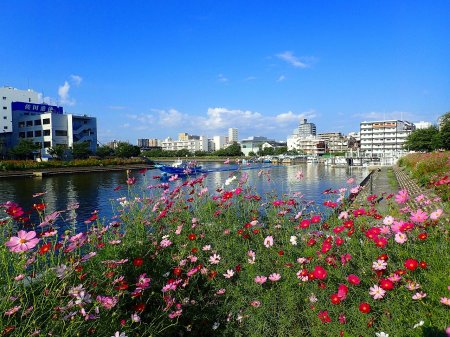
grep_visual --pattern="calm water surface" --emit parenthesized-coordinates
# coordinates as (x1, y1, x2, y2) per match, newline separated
(0, 163, 368, 231)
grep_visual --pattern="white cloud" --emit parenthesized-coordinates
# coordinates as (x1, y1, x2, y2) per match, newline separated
(277, 51, 308, 68)
(70, 74, 83, 86)
(244, 76, 256, 81)
(275, 110, 316, 125)
(58, 81, 75, 106)
(218, 74, 228, 83)
(277, 75, 286, 82)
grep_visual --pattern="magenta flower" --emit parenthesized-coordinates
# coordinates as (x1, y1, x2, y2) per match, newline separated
(268, 273, 281, 282)
(395, 189, 409, 204)
(96, 295, 118, 310)
(5, 230, 40, 253)
(410, 209, 428, 223)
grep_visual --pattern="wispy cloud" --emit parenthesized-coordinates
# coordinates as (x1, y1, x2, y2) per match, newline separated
(277, 75, 286, 82)
(109, 105, 127, 110)
(70, 74, 82, 86)
(58, 81, 75, 106)
(277, 51, 309, 68)
(353, 111, 418, 121)
(244, 76, 256, 81)
(275, 110, 316, 125)
(218, 74, 228, 83)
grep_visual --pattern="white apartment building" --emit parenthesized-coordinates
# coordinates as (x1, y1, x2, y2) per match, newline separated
(414, 121, 432, 130)
(1, 86, 40, 136)
(161, 136, 208, 152)
(1, 87, 97, 157)
(360, 120, 415, 157)
(287, 135, 326, 155)
(212, 135, 227, 151)
(240, 136, 273, 156)
(228, 128, 238, 143)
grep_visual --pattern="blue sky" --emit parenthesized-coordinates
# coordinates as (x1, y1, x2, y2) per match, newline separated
(1, 1, 449, 143)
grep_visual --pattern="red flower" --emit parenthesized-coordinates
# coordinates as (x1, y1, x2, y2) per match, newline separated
(33, 203, 46, 211)
(419, 261, 427, 269)
(417, 233, 427, 240)
(191, 247, 198, 253)
(278, 250, 284, 256)
(318, 310, 331, 323)
(359, 302, 371, 314)
(343, 220, 354, 228)
(38, 243, 52, 255)
(134, 303, 145, 312)
(404, 258, 419, 271)
(300, 219, 311, 229)
(311, 215, 321, 223)
(133, 257, 144, 267)
(347, 274, 360, 285)
(378, 254, 389, 261)
(173, 267, 182, 277)
(379, 278, 394, 290)
(330, 293, 341, 304)
(313, 266, 327, 280)
(188, 233, 196, 241)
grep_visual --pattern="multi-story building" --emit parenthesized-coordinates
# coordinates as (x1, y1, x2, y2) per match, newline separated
(0, 87, 97, 157)
(228, 128, 238, 143)
(161, 136, 208, 152)
(360, 120, 415, 157)
(137, 138, 160, 148)
(297, 119, 317, 138)
(287, 135, 326, 155)
(240, 136, 274, 156)
(318, 132, 349, 153)
(414, 121, 432, 130)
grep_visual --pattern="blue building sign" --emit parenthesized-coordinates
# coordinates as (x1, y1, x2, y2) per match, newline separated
(11, 102, 63, 114)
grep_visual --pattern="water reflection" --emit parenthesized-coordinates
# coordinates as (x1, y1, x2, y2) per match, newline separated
(0, 164, 368, 231)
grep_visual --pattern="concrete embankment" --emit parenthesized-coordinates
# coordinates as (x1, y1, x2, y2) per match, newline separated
(0, 164, 155, 179)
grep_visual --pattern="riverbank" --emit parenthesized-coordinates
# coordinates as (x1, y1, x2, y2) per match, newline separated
(0, 163, 155, 179)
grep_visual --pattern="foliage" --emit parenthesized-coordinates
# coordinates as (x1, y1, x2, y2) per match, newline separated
(439, 111, 450, 150)
(114, 142, 141, 158)
(96, 145, 115, 158)
(8, 139, 40, 160)
(72, 142, 92, 159)
(258, 146, 288, 156)
(48, 144, 67, 159)
(0, 169, 449, 336)
(214, 142, 242, 157)
(404, 126, 441, 152)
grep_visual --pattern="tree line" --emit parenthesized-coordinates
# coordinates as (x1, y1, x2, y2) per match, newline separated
(404, 112, 450, 152)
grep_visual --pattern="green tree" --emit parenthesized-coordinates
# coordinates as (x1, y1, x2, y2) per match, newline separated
(175, 148, 191, 157)
(439, 111, 450, 150)
(48, 144, 67, 159)
(72, 142, 92, 159)
(115, 142, 141, 158)
(404, 126, 440, 152)
(9, 139, 40, 159)
(214, 142, 242, 157)
(96, 145, 115, 158)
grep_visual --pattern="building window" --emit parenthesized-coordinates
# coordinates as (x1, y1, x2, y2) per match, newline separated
(43, 129, 50, 136)
(34, 130, 42, 137)
(19, 132, 25, 138)
(18, 122, 25, 128)
(34, 142, 41, 147)
(3, 126, 7, 130)
(27, 131, 33, 138)
(43, 118, 50, 125)
(3, 116, 6, 119)
(26, 120, 33, 127)
(55, 130, 68, 137)
(34, 119, 41, 126)
(43, 141, 51, 148)
(2, 97, 6, 100)
(3, 106, 6, 110)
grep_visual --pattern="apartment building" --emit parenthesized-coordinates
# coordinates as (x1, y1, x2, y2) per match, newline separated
(360, 120, 415, 157)
(161, 136, 208, 152)
(287, 135, 326, 155)
(318, 132, 349, 153)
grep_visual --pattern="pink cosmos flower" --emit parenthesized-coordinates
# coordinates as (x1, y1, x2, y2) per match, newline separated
(264, 236, 274, 248)
(440, 297, 450, 306)
(395, 189, 409, 204)
(5, 230, 40, 253)
(209, 253, 221, 265)
(254, 275, 267, 285)
(395, 232, 407, 244)
(383, 216, 395, 226)
(347, 178, 355, 184)
(4, 305, 21, 316)
(369, 285, 386, 299)
(412, 291, 427, 300)
(410, 209, 428, 223)
(223, 269, 235, 279)
(268, 273, 281, 282)
(430, 209, 443, 220)
(372, 259, 387, 270)
(96, 295, 118, 310)
(250, 300, 261, 307)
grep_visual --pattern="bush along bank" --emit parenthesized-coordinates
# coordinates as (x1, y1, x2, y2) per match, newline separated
(0, 169, 449, 337)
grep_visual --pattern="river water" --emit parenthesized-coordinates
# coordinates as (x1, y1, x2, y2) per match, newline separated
(0, 163, 368, 231)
